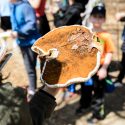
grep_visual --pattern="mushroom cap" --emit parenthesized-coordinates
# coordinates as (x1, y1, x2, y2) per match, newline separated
(32, 25, 102, 88)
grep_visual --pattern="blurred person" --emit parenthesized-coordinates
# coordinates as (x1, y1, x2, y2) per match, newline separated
(28, 0, 50, 35)
(8, 0, 41, 101)
(114, 12, 125, 87)
(55, 0, 69, 10)
(51, 0, 88, 14)
(48, 0, 69, 17)
(76, 3, 115, 123)
(0, 0, 12, 31)
(75, 0, 89, 12)
(81, 0, 100, 28)
(53, 0, 83, 27)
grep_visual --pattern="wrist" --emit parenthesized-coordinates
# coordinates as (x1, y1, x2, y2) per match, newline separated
(101, 64, 108, 70)
(42, 85, 58, 97)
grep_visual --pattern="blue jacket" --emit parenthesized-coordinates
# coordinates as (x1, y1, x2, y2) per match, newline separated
(10, 0, 41, 47)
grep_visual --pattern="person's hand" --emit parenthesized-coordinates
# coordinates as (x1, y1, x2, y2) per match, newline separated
(97, 67, 107, 80)
(42, 85, 60, 97)
(11, 31, 18, 39)
(116, 12, 125, 21)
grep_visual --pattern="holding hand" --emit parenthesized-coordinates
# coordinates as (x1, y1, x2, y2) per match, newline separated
(10, 31, 18, 39)
(116, 12, 125, 21)
(97, 67, 107, 80)
(42, 85, 60, 97)
(0, 30, 18, 39)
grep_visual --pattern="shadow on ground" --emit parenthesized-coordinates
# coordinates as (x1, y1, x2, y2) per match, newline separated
(109, 60, 121, 73)
(105, 85, 125, 119)
(44, 83, 125, 125)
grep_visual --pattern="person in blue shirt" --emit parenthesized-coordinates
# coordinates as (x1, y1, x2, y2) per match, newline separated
(8, 0, 41, 101)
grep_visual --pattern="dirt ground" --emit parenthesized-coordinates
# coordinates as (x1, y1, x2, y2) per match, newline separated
(1, 0, 125, 125)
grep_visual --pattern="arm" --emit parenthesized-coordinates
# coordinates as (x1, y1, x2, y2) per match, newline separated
(29, 86, 59, 125)
(42, 85, 59, 96)
(97, 53, 113, 80)
(116, 12, 125, 21)
(101, 53, 113, 70)
(28, 0, 42, 9)
(16, 4, 37, 38)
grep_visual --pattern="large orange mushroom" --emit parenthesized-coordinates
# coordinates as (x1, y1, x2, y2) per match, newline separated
(32, 25, 102, 88)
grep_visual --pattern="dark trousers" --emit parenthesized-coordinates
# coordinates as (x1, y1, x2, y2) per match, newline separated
(117, 52, 125, 82)
(37, 14, 50, 35)
(0, 16, 11, 31)
(80, 74, 105, 118)
(80, 84, 93, 108)
(20, 46, 37, 92)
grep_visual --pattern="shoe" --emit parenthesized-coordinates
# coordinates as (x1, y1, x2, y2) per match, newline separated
(114, 80, 123, 87)
(87, 114, 105, 124)
(75, 107, 84, 115)
(27, 93, 34, 102)
(75, 106, 89, 115)
(64, 91, 79, 103)
(87, 116, 98, 124)
(27, 90, 35, 102)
